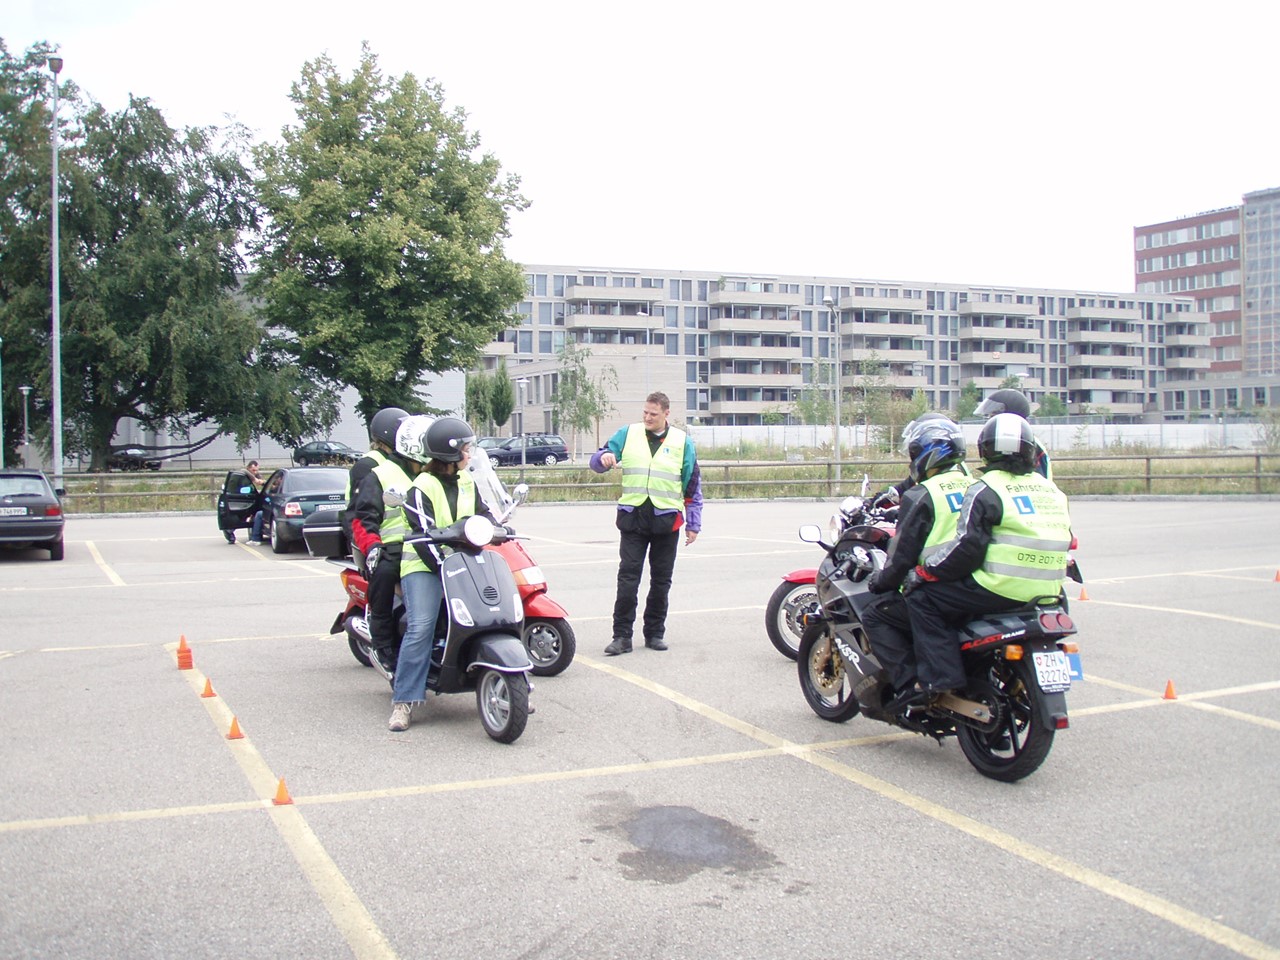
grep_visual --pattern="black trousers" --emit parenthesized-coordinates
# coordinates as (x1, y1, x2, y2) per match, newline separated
(904, 577, 1026, 689)
(366, 546, 403, 656)
(860, 592, 916, 691)
(613, 528, 680, 642)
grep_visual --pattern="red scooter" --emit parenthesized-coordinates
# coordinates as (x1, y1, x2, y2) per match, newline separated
(305, 452, 575, 677)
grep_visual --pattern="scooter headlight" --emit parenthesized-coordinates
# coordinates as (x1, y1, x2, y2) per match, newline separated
(450, 597, 475, 627)
(827, 513, 844, 544)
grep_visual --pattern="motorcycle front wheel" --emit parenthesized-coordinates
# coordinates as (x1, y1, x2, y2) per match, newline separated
(765, 580, 818, 661)
(524, 617, 576, 677)
(797, 622, 861, 723)
(476, 669, 530, 744)
(956, 657, 1055, 782)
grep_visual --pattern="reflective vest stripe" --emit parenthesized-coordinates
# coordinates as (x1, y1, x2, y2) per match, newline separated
(990, 533, 1072, 551)
(618, 425, 686, 512)
(401, 472, 477, 577)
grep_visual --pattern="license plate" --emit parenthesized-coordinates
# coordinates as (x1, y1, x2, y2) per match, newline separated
(312, 502, 343, 512)
(1032, 650, 1072, 693)
(0, 506, 27, 516)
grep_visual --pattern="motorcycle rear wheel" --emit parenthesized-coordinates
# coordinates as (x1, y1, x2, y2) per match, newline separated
(476, 669, 530, 744)
(797, 622, 861, 722)
(956, 658, 1055, 782)
(765, 581, 817, 661)
(524, 617, 576, 677)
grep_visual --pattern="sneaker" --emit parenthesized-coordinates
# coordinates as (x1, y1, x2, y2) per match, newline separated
(604, 637, 632, 656)
(388, 702, 411, 732)
(247, 538, 262, 545)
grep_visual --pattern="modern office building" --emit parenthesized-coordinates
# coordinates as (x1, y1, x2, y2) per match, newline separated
(479, 265, 1208, 445)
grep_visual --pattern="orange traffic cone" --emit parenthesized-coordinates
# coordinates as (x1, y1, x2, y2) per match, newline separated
(176, 635, 193, 670)
(1273, 570, 1279, 582)
(272, 777, 293, 806)
(1078, 587, 1090, 601)
(226, 716, 244, 740)
(200, 678, 216, 698)
(1163, 680, 1177, 700)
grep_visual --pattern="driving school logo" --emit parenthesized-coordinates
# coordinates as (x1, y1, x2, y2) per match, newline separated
(1014, 495, 1036, 515)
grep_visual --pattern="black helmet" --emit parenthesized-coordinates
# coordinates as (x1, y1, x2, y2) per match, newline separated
(369, 407, 409, 448)
(424, 417, 477, 463)
(978, 413, 1036, 473)
(975, 388, 1031, 420)
(900, 414, 966, 483)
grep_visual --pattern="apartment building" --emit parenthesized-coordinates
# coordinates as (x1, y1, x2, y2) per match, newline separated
(479, 266, 1207, 444)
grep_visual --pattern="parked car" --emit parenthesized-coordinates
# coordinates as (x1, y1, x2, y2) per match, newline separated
(216, 466, 348, 553)
(106, 448, 163, 471)
(292, 440, 361, 466)
(487, 434, 570, 466)
(0, 469, 65, 561)
(476, 437, 505, 451)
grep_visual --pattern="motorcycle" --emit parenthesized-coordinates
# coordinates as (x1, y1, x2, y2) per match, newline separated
(766, 480, 897, 660)
(793, 493, 1081, 782)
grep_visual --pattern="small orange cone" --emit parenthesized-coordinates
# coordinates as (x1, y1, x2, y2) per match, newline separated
(1163, 680, 1177, 700)
(226, 716, 244, 740)
(176, 634, 193, 670)
(200, 678, 216, 698)
(272, 777, 293, 806)
(1273, 570, 1279, 582)
(1078, 587, 1090, 601)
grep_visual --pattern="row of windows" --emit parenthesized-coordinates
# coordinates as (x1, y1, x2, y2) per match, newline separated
(1136, 216, 1240, 250)
(1136, 244, 1239, 274)
(1138, 270, 1242, 294)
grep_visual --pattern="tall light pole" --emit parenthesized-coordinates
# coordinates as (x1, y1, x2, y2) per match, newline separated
(48, 56, 64, 490)
(0, 336, 5, 468)
(19, 386, 32, 460)
(823, 296, 841, 485)
(516, 377, 529, 482)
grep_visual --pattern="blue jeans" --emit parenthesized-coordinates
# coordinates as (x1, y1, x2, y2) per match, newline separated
(250, 510, 264, 540)
(393, 570, 444, 704)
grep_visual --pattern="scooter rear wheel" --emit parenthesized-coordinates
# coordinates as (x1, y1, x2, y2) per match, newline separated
(476, 669, 530, 744)
(765, 580, 818, 661)
(524, 618, 576, 677)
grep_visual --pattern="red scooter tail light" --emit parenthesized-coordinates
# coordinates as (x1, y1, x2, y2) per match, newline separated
(1039, 612, 1075, 633)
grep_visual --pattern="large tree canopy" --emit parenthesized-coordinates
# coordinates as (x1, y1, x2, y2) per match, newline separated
(0, 39, 326, 468)
(250, 46, 528, 425)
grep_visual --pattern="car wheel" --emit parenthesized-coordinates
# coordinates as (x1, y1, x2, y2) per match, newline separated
(542, 454, 557, 466)
(269, 517, 289, 554)
(49, 539, 65, 561)
(298, 456, 309, 467)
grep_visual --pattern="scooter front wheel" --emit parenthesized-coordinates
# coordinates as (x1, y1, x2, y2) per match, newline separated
(524, 617, 576, 677)
(476, 669, 530, 744)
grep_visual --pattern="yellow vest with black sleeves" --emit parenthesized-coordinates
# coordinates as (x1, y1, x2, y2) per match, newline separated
(401, 471, 478, 577)
(618, 425, 687, 512)
(370, 459, 412, 546)
(918, 469, 975, 563)
(973, 470, 1072, 602)
(345, 449, 387, 501)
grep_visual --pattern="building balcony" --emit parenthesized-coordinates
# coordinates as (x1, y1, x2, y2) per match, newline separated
(709, 372, 797, 387)
(957, 324, 1042, 341)
(1066, 327, 1141, 345)
(708, 344, 802, 361)
(564, 312, 660, 334)
(837, 295, 926, 314)
(958, 301, 1039, 318)
(843, 319, 926, 336)
(1067, 377, 1145, 391)
(1165, 355, 1211, 370)
(844, 346, 928, 364)
(564, 284, 663, 305)
(958, 350, 1041, 365)
(1068, 351, 1143, 368)
(707, 288, 801, 308)
(1065, 306, 1141, 322)
(1165, 333, 1211, 347)
(709, 316, 801, 335)
(482, 340, 515, 356)
(708, 399, 779, 415)
(1069, 401, 1144, 416)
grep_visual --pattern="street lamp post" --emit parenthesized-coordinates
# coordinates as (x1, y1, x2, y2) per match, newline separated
(823, 296, 841, 485)
(19, 386, 32, 460)
(516, 377, 529, 482)
(48, 56, 64, 491)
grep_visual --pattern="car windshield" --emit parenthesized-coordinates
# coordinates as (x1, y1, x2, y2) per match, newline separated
(283, 468, 348, 493)
(0, 476, 50, 497)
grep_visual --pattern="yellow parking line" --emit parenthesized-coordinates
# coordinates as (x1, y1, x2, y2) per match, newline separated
(84, 540, 126, 586)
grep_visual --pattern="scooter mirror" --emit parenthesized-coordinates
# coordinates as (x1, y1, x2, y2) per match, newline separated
(512, 483, 530, 505)
(798, 524, 823, 543)
(382, 489, 406, 507)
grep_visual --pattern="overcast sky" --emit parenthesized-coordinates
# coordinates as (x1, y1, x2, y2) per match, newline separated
(8, 0, 1278, 294)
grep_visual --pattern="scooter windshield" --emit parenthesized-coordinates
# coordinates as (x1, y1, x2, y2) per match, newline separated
(467, 448, 514, 521)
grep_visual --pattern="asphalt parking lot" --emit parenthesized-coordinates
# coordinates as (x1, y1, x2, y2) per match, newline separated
(2, 499, 1278, 960)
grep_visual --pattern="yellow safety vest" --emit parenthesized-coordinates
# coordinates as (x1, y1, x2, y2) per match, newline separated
(370, 459, 413, 546)
(619, 424, 687, 512)
(345, 449, 387, 501)
(401, 471, 478, 576)
(972, 470, 1072, 602)
(918, 469, 975, 563)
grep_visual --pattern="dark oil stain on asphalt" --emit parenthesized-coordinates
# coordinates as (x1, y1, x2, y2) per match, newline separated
(616, 804, 778, 884)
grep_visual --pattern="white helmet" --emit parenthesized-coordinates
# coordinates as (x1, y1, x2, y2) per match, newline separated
(394, 415, 437, 464)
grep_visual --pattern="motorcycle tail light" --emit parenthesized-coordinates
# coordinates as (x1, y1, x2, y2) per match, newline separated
(514, 565, 546, 587)
(1003, 644, 1024, 660)
(1040, 612, 1075, 633)
(1069, 534, 1079, 550)
(1053, 716, 1070, 730)
(285, 502, 303, 517)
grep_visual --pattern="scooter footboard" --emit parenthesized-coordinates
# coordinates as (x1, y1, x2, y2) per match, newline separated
(467, 633, 533, 673)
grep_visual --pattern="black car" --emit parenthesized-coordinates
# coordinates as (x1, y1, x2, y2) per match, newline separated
(106, 448, 162, 471)
(487, 434, 570, 466)
(0, 469, 65, 561)
(292, 440, 361, 466)
(216, 465, 348, 553)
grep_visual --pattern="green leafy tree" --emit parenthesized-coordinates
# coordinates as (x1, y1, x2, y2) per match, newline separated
(792, 361, 834, 426)
(551, 340, 617, 450)
(465, 370, 493, 434)
(1036, 394, 1067, 418)
(852, 354, 894, 453)
(956, 380, 981, 420)
(490, 363, 514, 430)
(999, 374, 1024, 390)
(0, 40, 316, 468)
(250, 45, 527, 426)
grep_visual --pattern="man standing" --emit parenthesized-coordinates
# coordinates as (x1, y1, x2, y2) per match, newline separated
(591, 392, 702, 655)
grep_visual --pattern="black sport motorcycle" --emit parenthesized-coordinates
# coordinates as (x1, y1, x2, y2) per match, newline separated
(793, 495, 1081, 782)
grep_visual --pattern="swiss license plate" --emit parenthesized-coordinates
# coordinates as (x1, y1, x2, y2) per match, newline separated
(312, 502, 343, 512)
(1032, 649, 1072, 693)
(0, 506, 27, 516)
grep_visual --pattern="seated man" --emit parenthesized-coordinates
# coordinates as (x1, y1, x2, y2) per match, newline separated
(861, 415, 973, 698)
(899, 413, 1073, 701)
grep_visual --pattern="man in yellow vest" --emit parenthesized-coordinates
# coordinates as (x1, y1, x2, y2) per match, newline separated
(592, 391, 702, 655)
(900, 413, 1073, 700)
(861, 415, 973, 695)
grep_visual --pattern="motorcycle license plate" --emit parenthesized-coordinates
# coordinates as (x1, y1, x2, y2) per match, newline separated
(1032, 650, 1072, 693)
